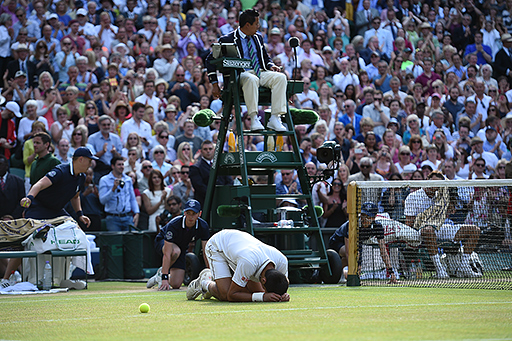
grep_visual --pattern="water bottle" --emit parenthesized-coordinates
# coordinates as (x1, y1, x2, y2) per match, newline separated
(266, 136, 275, 151)
(275, 135, 284, 152)
(416, 259, 423, 279)
(228, 130, 237, 152)
(43, 261, 52, 290)
(14, 271, 21, 284)
(8, 271, 15, 286)
(277, 220, 294, 228)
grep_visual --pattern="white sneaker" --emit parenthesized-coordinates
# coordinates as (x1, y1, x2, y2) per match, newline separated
(186, 277, 203, 300)
(457, 255, 482, 278)
(267, 115, 286, 132)
(199, 268, 212, 282)
(250, 115, 265, 131)
(1, 279, 10, 289)
(436, 268, 450, 279)
(147, 267, 162, 288)
(60, 279, 86, 290)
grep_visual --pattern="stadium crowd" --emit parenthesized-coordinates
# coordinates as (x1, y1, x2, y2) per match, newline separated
(0, 0, 512, 237)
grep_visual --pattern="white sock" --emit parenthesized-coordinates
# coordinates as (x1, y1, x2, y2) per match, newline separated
(201, 279, 211, 292)
(460, 253, 472, 270)
(431, 254, 445, 272)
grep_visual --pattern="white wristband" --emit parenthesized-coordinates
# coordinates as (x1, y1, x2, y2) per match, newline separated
(252, 292, 264, 302)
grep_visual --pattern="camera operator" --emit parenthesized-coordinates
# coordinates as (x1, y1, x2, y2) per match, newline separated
(99, 156, 140, 231)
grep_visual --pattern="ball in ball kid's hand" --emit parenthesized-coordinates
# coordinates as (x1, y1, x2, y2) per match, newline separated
(139, 303, 150, 313)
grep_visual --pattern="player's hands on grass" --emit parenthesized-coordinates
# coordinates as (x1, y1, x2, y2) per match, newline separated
(264, 292, 289, 302)
(159, 280, 171, 291)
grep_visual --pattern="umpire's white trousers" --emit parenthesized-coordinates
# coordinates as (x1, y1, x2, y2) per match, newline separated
(240, 70, 287, 117)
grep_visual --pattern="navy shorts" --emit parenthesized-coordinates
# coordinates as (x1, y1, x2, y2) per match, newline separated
(154, 239, 186, 270)
(328, 238, 345, 254)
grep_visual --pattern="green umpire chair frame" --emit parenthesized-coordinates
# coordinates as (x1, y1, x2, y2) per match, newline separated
(201, 57, 334, 281)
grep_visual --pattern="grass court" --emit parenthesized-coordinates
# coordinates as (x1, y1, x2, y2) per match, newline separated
(0, 281, 511, 340)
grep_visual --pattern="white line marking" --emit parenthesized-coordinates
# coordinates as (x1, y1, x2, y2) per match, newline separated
(0, 301, 511, 324)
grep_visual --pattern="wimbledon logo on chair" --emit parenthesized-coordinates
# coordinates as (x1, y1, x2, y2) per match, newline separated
(255, 152, 277, 163)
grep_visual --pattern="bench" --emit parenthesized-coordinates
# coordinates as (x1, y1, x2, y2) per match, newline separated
(0, 251, 38, 283)
(46, 249, 88, 288)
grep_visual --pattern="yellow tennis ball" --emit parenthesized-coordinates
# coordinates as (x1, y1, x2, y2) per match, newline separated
(139, 303, 150, 313)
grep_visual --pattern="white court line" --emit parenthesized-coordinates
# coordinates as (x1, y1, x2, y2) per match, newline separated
(0, 300, 511, 325)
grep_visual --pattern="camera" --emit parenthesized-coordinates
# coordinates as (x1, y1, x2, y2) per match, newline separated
(123, 80, 129, 86)
(354, 148, 363, 154)
(317, 141, 342, 164)
(117, 179, 125, 188)
(180, 83, 185, 87)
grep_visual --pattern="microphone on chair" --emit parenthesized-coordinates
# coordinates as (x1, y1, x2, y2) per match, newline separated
(288, 37, 300, 79)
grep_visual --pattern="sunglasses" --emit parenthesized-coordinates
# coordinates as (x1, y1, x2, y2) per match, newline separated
(180, 171, 189, 174)
(142, 165, 153, 169)
(360, 165, 371, 169)
(72, 133, 82, 136)
(475, 163, 485, 167)
(155, 150, 165, 154)
(412, 140, 421, 143)
(332, 182, 343, 186)
(400, 152, 411, 156)
(159, 135, 169, 139)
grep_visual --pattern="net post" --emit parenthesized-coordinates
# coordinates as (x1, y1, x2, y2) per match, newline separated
(346, 181, 360, 287)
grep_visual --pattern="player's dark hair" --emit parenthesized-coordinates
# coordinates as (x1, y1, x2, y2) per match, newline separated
(263, 269, 288, 295)
(33, 131, 51, 145)
(239, 9, 259, 28)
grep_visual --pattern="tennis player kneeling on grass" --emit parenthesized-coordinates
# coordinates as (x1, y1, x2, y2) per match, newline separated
(187, 230, 289, 302)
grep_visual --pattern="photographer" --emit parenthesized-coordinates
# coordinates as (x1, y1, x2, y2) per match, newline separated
(99, 156, 139, 231)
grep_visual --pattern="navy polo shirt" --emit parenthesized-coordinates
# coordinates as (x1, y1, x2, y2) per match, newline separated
(155, 215, 210, 251)
(35, 163, 86, 210)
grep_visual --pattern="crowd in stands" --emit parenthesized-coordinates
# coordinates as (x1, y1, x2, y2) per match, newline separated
(1, 0, 512, 231)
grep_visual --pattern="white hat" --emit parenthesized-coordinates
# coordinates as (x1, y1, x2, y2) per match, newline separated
(15, 43, 29, 51)
(322, 46, 333, 53)
(279, 199, 299, 207)
(501, 112, 512, 128)
(47, 13, 58, 20)
(5, 102, 21, 118)
(114, 43, 130, 55)
(421, 160, 436, 170)
(270, 27, 281, 35)
(402, 164, 417, 173)
(76, 8, 88, 16)
(15, 70, 26, 78)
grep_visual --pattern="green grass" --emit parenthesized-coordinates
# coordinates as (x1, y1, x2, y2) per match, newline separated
(0, 282, 511, 340)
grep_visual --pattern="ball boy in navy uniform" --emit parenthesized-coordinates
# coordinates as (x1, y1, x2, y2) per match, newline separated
(20, 147, 98, 226)
(152, 199, 210, 290)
